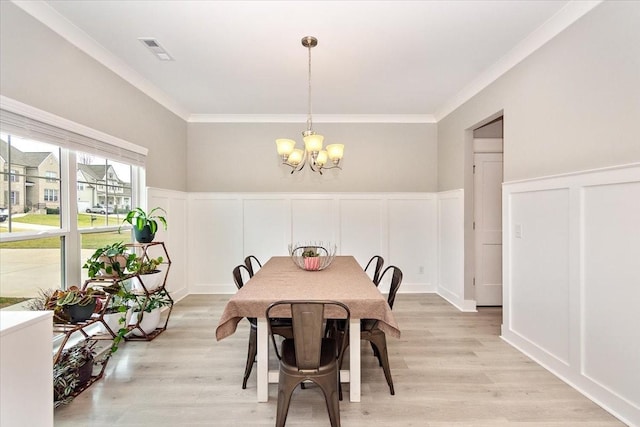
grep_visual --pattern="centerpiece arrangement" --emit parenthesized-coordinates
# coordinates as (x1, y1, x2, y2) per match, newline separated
(288, 242, 337, 271)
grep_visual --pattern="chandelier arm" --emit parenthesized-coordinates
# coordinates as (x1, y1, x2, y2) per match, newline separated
(319, 164, 342, 171)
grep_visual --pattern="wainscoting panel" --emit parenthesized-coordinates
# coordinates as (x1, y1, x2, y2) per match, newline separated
(243, 198, 290, 262)
(291, 198, 337, 246)
(388, 196, 438, 293)
(189, 195, 243, 293)
(582, 181, 640, 411)
(339, 198, 385, 274)
(437, 190, 466, 309)
(509, 188, 571, 364)
(148, 187, 188, 302)
(502, 164, 640, 426)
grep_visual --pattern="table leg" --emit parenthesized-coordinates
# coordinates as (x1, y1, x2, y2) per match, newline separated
(257, 318, 268, 402)
(349, 317, 361, 402)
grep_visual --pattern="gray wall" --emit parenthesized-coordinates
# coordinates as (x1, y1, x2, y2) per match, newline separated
(438, 0, 640, 191)
(188, 122, 437, 192)
(0, 1, 188, 192)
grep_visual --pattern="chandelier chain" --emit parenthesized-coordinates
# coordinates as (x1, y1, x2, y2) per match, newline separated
(307, 42, 313, 132)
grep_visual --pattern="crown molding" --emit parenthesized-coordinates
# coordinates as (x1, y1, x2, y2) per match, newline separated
(188, 113, 436, 124)
(434, 0, 603, 122)
(11, 0, 191, 121)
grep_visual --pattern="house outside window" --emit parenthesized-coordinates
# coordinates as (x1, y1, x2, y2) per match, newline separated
(46, 171, 57, 182)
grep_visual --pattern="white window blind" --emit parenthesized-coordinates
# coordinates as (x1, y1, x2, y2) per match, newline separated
(0, 106, 146, 166)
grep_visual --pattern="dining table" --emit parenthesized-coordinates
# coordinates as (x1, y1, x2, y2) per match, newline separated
(215, 255, 401, 402)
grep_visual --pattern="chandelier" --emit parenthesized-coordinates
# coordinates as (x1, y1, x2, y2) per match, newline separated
(276, 36, 344, 175)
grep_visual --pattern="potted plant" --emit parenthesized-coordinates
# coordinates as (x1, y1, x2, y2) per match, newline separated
(53, 340, 97, 408)
(94, 282, 133, 353)
(83, 242, 137, 278)
(120, 207, 167, 243)
(45, 286, 99, 324)
(302, 247, 320, 271)
(128, 289, 172, 336)
(129, 256, 165, 291)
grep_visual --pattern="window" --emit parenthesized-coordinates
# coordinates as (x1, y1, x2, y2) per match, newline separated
(1, 103, 146, 308)
(44, 188, 59, 202)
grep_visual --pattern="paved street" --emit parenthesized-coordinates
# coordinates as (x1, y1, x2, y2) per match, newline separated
(0, 248, 97, 299)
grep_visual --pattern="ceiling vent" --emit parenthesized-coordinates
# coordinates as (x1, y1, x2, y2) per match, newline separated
(138, 37, 174, 61)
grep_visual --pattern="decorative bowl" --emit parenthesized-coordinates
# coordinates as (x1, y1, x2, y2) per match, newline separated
(288, 242, 337, 271)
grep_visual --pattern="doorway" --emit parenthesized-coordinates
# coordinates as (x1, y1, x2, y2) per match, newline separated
(473, 118, 503, 306)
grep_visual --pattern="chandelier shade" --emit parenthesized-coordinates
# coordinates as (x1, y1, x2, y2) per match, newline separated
(276, 36, 344, 175)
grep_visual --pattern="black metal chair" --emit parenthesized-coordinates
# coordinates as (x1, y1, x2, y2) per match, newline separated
(360, 265, 403, 395)
(267, 300, 350, 427)
(232, 264, 292, 389)
(244, 255, 262, 277)
(364, 255, 384, 286)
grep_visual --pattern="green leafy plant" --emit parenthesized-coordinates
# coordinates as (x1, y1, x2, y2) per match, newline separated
(53, 340, 97, 408)
(83, 242, 136, 278)
(120, 207, 167, 234)
(45, 286, 99, 323)
(130, 256, 164, 275)
(98, 282, 134, 354)
(302, 248, 319, 257)
(130, 289, 172, 313)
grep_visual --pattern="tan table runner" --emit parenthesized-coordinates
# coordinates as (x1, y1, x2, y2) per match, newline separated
(216, 256, 400, 340)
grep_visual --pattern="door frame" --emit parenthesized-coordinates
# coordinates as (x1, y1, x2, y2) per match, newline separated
(463, 112, 504, 311)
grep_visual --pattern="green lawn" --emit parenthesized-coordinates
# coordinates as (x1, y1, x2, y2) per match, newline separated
(8, 213, 123, 228)
(0, 213, 130, 249)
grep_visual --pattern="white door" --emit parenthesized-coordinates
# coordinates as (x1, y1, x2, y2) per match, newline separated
(474, 148, 503, 306)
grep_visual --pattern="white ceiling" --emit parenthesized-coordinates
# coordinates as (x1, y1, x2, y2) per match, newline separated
(16, 1, 599, 122)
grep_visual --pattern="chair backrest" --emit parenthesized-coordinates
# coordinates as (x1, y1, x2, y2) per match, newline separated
(232, 264, 251, 290)
(244, 255, 262, 277)
(266, 301, 350, 369)
(378, 266, 403, 309)
(364, 255, 384, 286)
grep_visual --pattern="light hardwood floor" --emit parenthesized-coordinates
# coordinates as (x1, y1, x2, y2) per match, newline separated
(54, 294, 625, 426)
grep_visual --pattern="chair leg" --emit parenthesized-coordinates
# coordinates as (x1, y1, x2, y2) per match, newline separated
(367, 334, 395, 395)
(242, 325, 257, 389)
(276, 374, 300, 427)
(315, 371, 341, 427)
(370, 341, 381, 364)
